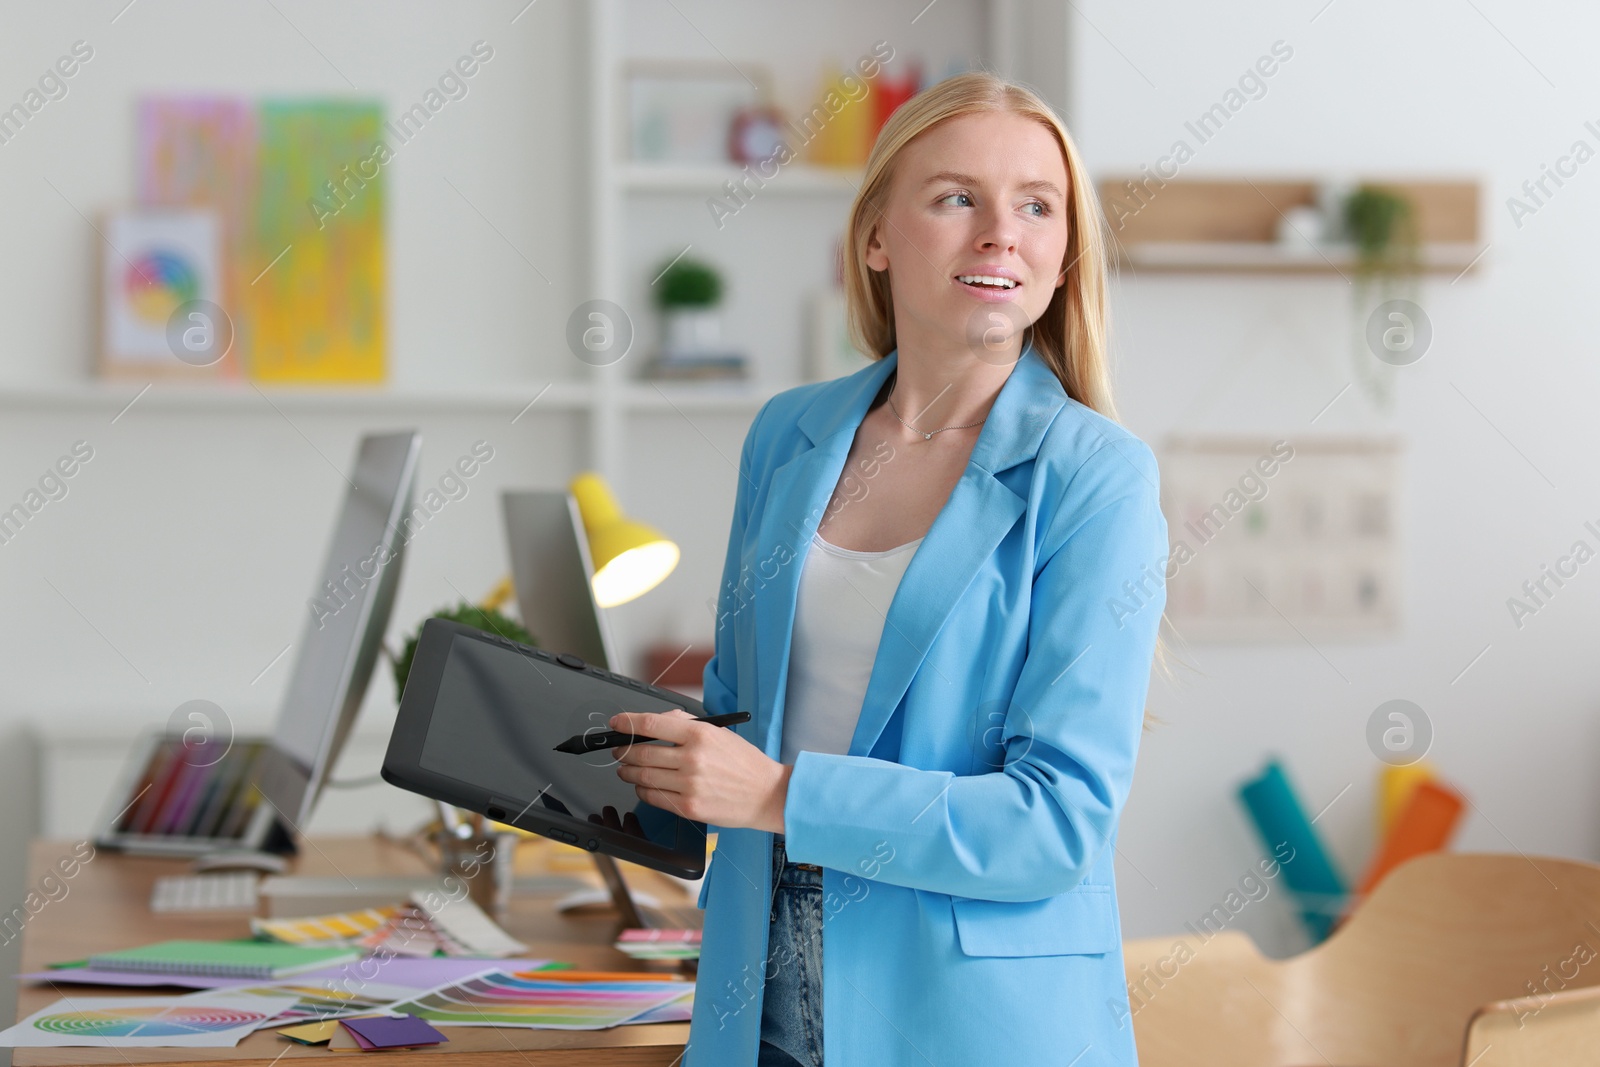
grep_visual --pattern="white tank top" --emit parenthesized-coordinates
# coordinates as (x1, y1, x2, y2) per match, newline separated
(778, 529, 924, 766)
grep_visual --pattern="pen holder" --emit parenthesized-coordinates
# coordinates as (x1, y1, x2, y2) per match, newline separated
(435, 818, 517, 921)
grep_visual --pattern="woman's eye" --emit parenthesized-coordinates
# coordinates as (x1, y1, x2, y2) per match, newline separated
(941, 192, 1049, 216)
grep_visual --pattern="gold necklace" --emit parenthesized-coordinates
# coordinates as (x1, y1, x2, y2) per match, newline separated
(885, 373, 986, 441)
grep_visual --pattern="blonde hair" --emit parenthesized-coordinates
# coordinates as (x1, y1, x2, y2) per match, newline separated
(839, 69, 1173, 728)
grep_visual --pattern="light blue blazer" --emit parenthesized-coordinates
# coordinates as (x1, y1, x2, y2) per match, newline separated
(686, 341, 1167, 1066)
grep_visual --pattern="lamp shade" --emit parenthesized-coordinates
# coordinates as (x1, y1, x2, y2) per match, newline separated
(569, 472, 679, 608)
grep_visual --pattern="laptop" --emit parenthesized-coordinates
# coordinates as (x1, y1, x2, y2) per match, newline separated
(92, 430, 423, 856)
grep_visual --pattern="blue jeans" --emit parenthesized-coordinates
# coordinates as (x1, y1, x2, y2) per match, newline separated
(758, 833, 824, 1067)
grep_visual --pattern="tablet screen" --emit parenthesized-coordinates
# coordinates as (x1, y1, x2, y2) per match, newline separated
(417, 635, 696, 853)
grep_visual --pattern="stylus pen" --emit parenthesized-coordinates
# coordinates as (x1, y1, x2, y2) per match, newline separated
(553, 711, 751, 754)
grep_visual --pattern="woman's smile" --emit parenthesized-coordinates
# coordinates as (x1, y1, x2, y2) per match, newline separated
(953, 265, 1025, 302)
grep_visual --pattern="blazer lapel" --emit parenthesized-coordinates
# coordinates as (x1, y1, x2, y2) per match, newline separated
(750, 343, 1068, 763)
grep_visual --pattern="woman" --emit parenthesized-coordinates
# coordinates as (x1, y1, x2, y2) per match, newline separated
(608, 70, 1168, 1066)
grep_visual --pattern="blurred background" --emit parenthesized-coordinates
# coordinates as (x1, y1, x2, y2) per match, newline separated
(2, 0, 1595, 1028)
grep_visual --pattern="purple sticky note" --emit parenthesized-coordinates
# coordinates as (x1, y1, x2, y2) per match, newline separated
(341, 1022, 379, 1050)
(342, 1014, 448, 1049)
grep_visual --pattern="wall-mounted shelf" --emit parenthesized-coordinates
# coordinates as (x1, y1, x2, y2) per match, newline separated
(1113, 240, 1485, 276)
(0, 378, 792, 414)
(1097, 177, 1485, 277)
(620, 163, 864, 196)
(621, 380, 792, 411)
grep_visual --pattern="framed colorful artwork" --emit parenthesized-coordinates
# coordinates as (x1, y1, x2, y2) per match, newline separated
(97, 207, 233, 379)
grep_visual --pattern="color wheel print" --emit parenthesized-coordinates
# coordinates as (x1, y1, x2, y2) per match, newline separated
(123, 250, 200, 325)
(33, 1005, 268, 1038)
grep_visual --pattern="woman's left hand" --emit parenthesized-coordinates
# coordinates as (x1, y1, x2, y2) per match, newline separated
(608, 709, 792, 833)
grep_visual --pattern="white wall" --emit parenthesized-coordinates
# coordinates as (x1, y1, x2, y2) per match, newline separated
(4, 5, 1598, 1037)
(1073, 0, 1600, 955)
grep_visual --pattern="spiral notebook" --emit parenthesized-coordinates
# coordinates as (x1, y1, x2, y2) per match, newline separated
(85, 940, 362, 979)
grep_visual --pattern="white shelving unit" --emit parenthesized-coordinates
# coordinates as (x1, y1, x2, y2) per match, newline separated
(583, 0, 1070, 487)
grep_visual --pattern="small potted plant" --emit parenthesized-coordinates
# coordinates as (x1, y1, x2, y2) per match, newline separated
(655, 256, 725, 359)
(390, 601, 536, 697)
(1342, 185, 1419, 279)
(1341, 184, 1421, 412)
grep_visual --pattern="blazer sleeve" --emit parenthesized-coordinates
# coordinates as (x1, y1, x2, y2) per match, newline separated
(780, 437, 1167, 903)
(700, 397, 774, 723)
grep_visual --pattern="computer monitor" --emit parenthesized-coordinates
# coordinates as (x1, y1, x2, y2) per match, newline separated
(260, 429, 424, 828)
(501, 490, 618, 670)
(94, 430, 422, 855)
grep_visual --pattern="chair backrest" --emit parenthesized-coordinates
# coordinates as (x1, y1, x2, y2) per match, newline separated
(1123, 852, 1600, 1067)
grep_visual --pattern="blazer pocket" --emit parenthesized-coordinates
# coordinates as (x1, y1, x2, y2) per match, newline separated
(950, 884, 1119, 957)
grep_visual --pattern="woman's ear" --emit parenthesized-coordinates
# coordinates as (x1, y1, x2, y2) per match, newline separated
(864, 221, 889, 272)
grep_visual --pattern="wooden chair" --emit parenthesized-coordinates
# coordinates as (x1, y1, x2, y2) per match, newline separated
(1122, 851, 1600, 1067)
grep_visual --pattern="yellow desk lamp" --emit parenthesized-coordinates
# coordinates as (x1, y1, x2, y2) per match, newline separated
(479, 472, 679, 613)
(568, 471, 680, 608)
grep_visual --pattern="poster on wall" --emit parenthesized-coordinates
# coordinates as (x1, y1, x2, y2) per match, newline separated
(135, 96, 256, 379)
(131, 95, 385, 385)
(1159, 436, 1402, 643)
(248, 100, 386, 384)
(98, 208, 226, 379)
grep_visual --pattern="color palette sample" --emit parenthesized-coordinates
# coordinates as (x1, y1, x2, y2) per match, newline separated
(252, 906, 406, 947)
(625, 988, 694, 1024)
(227, 981, 417, 1030)
(0, 991, 299, 1048)
(614, 928, 701, 960)
(384, 970, 692, 1030)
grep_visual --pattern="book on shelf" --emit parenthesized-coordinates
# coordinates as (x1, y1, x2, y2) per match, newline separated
(639, 351, 748, 382)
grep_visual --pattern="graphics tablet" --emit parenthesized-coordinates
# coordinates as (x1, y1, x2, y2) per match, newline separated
(381, 618, 711, 879)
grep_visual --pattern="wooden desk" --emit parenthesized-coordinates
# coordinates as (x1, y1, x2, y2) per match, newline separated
(13, 836, 700, 1067)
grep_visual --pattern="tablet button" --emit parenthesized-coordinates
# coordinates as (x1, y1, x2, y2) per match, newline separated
(585, 839, 599, 851)
(549, 829, 578, 844)
(555, 653, 585, 670)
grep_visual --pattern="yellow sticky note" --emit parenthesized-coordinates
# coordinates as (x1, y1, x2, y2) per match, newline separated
(277, 1020, 340, 1045)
